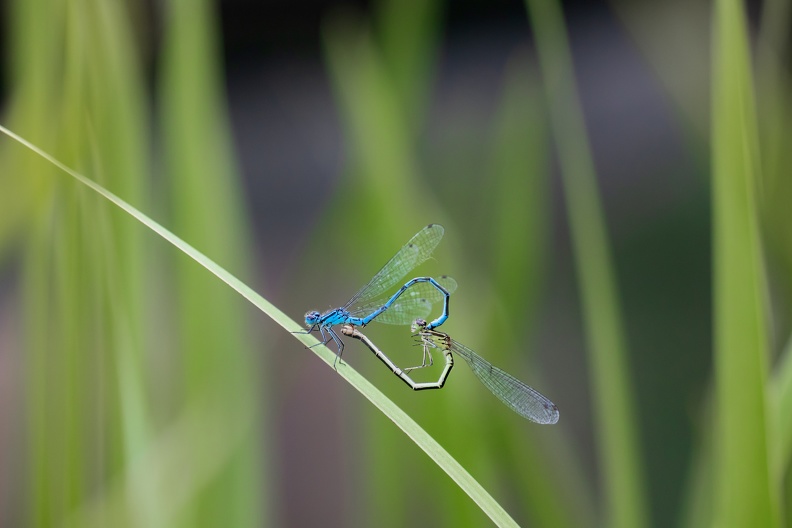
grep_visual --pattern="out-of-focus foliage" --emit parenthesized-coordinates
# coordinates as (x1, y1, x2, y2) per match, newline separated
(1, 0, 791, 526)
(1, 0, 265, 526)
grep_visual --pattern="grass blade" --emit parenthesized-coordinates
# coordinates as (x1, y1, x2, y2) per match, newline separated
(522, 1, 649, 526)
(711, 0, 778, 526)
(159, 0, 264, 523)
(0, 123, 521, 528)
(770, 336, 792, 480)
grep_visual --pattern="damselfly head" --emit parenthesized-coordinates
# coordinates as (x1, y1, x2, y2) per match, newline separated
(411, 318, 428, 332)
(304, 311, 321, 326)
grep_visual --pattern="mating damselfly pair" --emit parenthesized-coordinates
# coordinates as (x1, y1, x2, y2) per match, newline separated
(300, 224, 559, 425)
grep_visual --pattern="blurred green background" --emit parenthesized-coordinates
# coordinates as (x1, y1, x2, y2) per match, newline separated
(0, 0, 789, 526)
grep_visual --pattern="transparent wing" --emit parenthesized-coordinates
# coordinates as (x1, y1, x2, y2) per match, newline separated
(371, 298, 433, 325)
(348, 276, 457, 325)
(352, 275, 457, 312)
(343, 224, 444, 309)
(451, 340, 559, 424)
(417, 275, 457, 302)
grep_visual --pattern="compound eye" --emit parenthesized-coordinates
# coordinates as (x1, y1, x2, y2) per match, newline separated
(305, 311, 321, 325)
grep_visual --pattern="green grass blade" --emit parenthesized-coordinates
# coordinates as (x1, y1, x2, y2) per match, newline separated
(522, 1, 649, 527)
(159, 0, 264, 524)
(771, 336, 792, 480)
(678, 398, 715, 528)
(62, 397, 256, 528)
(322, 15, 425, 222)
(321, 17, 464, 527)
(488, 55, 591, 528)
(23, 196, 56, 527)
(0, 124, 521, 528)
(9, 1, 153, 524)
(711, 0, 778, 526)
(373, 0, 442, 133)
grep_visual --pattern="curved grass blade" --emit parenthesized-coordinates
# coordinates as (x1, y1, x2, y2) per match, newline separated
(0, 124, 520, 528)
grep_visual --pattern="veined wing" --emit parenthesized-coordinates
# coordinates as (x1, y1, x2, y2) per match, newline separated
(348, 276, 457, 325)
(451, 340, 559, 425)
(370, 298, 433, 325)
(343, 224, 444, 309)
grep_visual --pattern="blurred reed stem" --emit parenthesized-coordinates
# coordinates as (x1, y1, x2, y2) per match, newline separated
(711, 1, 778, 526)
(523, 0, 649, 526)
